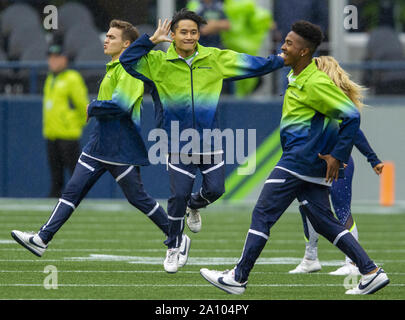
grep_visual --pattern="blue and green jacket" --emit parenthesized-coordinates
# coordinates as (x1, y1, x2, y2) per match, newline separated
(83, 59, 149, 166)
(277, 60, 361, 178)
(120, 34, 284, 153)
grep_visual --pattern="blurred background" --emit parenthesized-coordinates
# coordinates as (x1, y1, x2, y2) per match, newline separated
(0, 0, 403, 209)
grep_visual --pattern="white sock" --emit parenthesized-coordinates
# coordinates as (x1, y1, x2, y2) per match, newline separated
(304, 217, 319, 261)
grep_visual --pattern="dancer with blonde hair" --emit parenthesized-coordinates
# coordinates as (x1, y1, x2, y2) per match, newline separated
(289, 55, 385, 275)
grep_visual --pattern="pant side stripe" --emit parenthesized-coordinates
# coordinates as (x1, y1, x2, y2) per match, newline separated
(333, 230, 350, 246)
(168, 162, 196, 179)
(248, 228, 269, 240)
(199, 188, 211, 204)
(167, 215, 185, 221)
(59, 198, 76, 210)
(115, 166, 134, 182)
(146, 202, 160, 217)
(201, 161, 224, 175)
(41, 201, 61, 231)
(265, 179, 286, 184)
(78, 158, 95, 172)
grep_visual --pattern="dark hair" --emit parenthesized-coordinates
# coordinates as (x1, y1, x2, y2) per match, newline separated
(109, 19, 139, 43)
(291, 20, 324, 54)
(170, 8, 207, 32)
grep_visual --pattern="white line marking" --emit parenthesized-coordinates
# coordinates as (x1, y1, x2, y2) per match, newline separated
(2, 270, 405, 276)
(0, 283, 403, 288)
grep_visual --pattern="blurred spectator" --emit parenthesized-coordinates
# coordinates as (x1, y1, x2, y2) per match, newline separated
(220, 0, 274, 97)
(43, 42, 89, 197)
(362, 0, 405, 94)
(190, 0, 230, 48)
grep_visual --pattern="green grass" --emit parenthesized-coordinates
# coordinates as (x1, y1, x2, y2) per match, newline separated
(0, 199, 404, 300)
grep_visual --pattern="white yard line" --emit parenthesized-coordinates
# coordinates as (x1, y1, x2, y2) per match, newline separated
(1, 247, 404, 254)
(0, 283, 404, 288)
(2, 238, 405, 245)
(1, 270, 405, 275)
(0, 254, 401, 266)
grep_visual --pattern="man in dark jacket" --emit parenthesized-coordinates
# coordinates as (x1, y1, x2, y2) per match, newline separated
(11, 20, 191, 267)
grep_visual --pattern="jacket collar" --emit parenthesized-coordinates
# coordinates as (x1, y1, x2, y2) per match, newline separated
(106, 59, 120, 70)
(287, 59, 318, 90)
(166, 42, 211, 62)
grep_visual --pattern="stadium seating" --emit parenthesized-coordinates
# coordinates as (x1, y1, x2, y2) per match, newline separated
(58, 2, 94, 33)
(0, 3, 41, 39)
(0, 2, 107, 94)
(63, 23, 102, 61)
(7, 25, 47, 60)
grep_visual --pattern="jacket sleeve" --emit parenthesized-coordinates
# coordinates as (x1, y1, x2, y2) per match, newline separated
(88, 68, 144, 120)
(354, 129, 381, 168)
(69, 72, 89, 127)
(119, 33, 158, 83)
(307, 79, 361, 163)
(215, 49, 285, 81)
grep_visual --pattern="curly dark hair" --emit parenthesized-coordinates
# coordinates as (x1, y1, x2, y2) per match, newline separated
(291, 20, 324, 53)
(170, 8, 207, 32)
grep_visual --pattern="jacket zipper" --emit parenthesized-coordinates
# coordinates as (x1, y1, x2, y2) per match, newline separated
(189, 64, 196, 129)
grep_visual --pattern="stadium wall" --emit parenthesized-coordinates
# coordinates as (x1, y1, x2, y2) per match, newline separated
(0, 96, 403, 203)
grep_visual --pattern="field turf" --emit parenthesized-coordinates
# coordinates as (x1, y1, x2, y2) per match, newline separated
(0, 199, 404, 301)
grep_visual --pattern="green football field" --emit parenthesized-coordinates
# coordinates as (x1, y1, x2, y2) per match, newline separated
(0, 199, 404, 300)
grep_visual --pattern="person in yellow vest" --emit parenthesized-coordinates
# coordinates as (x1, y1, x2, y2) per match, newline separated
(43, 44, 89, 198)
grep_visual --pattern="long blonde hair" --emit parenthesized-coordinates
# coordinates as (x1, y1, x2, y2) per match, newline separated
(314, 56, 366, 110)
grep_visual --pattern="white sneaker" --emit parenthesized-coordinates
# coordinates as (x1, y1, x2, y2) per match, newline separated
(289, 258, 322, 274)
(186, 207, 201, 233)
(178, 234, 191, 268)
(329, 262, 360, 276)
(11, 230, 47, 257)
(345, 268, 389, 295)
(200, 268, 247, 294)
(164, 248, 179, 273)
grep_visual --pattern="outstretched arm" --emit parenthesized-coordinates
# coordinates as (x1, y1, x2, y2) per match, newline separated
(354, 129, 383, 175)
(219, 49, 285, 81)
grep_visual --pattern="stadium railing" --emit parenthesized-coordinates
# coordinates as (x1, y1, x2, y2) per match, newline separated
(2, 61, 405, 95)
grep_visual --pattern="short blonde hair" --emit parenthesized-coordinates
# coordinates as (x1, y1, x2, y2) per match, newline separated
(314, 56, 366, 110)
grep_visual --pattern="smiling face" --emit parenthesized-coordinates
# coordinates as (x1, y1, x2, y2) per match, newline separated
(280, 31, 310, 68)
(104, 27, 130, 61)
(171, 19, 200, 57)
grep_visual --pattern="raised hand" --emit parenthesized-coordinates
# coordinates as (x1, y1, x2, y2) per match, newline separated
(149, 19, 172, 44)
